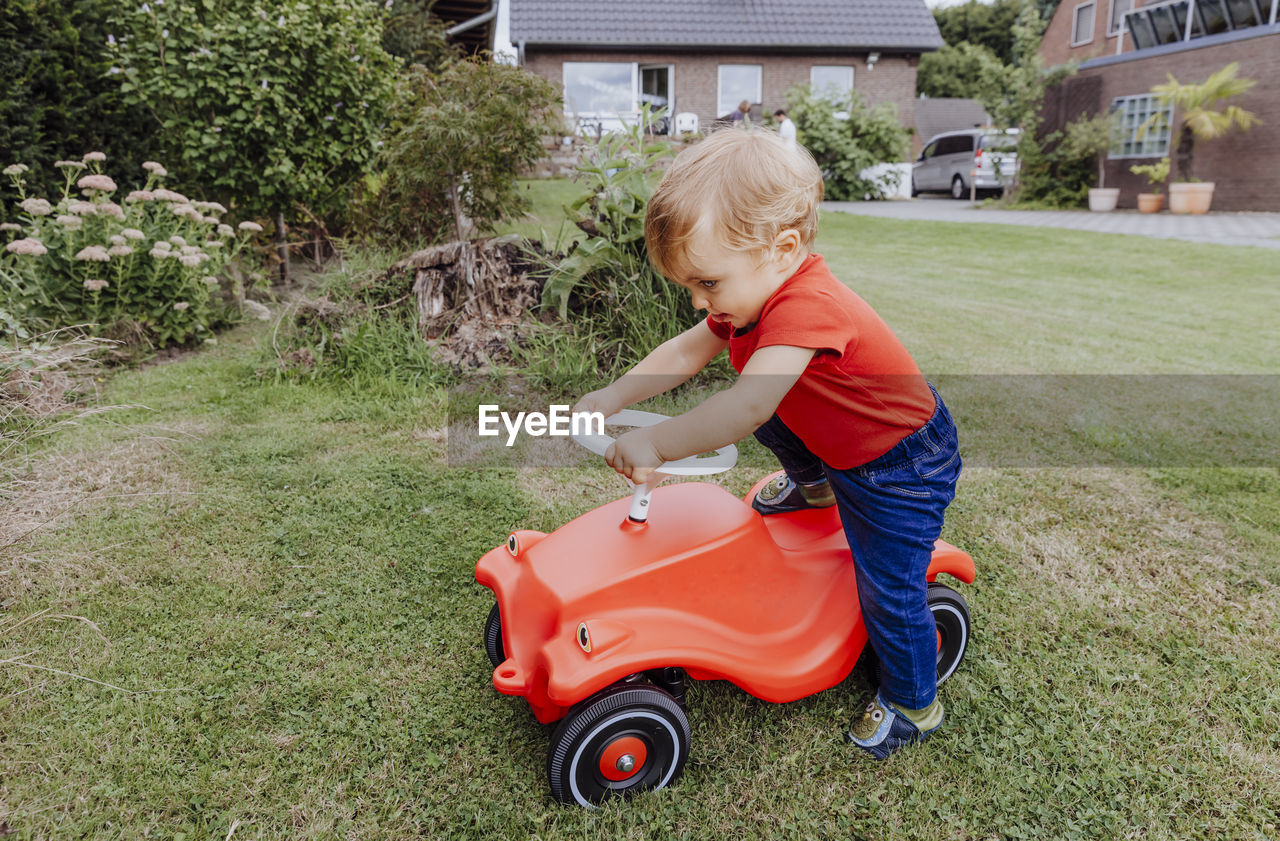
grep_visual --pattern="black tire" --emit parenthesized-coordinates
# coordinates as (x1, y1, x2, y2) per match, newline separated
(484, 603, 505, 668)
(910, 176, 920, 198)
(547, 684, 690, 808)
(951, 175, 967, 200)
(928, 583, 970, 685)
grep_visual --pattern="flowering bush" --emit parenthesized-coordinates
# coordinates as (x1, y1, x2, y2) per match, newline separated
(0, 153, 257, 347)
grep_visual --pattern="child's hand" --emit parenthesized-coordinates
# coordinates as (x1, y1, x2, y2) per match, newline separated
(572, 389, 621, 420)
(605, 429, 663, 484)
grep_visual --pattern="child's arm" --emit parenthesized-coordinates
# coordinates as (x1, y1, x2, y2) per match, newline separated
(573, 320, 728, 418)
(604, 344, 816, 482)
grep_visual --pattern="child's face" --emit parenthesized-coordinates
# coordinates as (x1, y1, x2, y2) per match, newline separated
(668, 220, 803, 331)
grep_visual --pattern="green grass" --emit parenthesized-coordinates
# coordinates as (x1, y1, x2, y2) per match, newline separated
(2, 183, 1278, 839)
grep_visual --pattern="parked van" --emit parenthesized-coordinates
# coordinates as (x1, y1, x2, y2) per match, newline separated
(912, 129, 1019, 199)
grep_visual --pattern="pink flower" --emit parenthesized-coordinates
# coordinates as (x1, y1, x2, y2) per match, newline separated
(152, 189, 189, 203)
(121, 228, 146, 240)
(126, 190, 155, 203)
(238, 221, 263, 233)
(179, 254, 206, 267)
(6, 237, 47, 256)
(19, 198, 52, 216)
(77, 174, 118, 192)
(83, 278, 109, 291)
(107, 245, 134, 257)
(98, 202, 125, 219)
(55, 160, 87, 170)
(55, 214, 84, 230)
(74, 245, 111, 261)
(173, 301, 190, 311)
(68, 201, 98, 216)
(0, 222, 21, 232)
(142, 161, 168, 176)
(82, 151, 108, 162)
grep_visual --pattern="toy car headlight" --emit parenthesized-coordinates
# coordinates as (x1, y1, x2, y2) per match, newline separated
(506, 533, 519, 557)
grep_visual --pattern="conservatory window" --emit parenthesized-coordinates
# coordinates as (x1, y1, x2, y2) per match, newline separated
(1110, 94, 1173, 158)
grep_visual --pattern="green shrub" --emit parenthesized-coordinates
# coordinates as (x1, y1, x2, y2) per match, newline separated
(0, 0, 154, 206)
(110, 0, 400, 224)
(785, 86, 911, 200)
(1, 154, 257, 347)
(355, 59, 562, 246)
(525, 113, 729, 390)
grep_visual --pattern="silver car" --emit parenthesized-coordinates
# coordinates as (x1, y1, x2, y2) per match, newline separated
(912, 129, 1020, 199)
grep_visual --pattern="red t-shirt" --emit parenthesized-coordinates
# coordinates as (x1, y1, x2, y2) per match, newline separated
(706, 253, 935, 469)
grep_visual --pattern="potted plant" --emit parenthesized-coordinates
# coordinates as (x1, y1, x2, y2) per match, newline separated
(1141, 62, 1260, 215)
(1064, 112, 1123, 212)
(1129, 157, 1169, 213)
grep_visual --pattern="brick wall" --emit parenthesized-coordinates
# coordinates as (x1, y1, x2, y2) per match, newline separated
(523, 48, 919, 145)
(1040, 0, 1175, 68)
(1045, 30, 1279, 210)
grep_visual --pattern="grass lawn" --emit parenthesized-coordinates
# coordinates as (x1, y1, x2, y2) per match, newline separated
(2, 182, 1278, 839)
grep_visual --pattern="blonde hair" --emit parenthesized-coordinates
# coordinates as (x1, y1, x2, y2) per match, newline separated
(645, 128, 823, 280)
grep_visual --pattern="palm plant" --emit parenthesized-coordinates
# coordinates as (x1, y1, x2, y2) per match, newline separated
(1143, 62, 1260, 181)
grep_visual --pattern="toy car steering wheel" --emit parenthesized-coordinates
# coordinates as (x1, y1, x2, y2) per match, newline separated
(572, 409, 738, 522)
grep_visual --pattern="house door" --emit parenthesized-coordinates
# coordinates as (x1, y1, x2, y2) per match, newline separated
(640, 64, 674, 132)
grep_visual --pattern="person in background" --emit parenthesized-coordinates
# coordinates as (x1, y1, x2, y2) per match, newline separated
(729, 99, 751, 128)
(775, 108, 797, 148)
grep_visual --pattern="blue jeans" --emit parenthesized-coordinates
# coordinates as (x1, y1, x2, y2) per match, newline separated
(753, 385, 961, 709)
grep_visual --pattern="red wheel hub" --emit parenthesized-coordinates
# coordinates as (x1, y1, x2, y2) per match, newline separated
(599, 736, 647, 782)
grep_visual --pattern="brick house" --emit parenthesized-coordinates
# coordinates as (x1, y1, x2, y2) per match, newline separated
(509, 0, 943, 151)
(1038, 0, 1279, 210)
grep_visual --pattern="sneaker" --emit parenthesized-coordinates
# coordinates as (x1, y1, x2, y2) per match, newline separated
(843, 691, 942, 760)
(752, 475, 835, 515)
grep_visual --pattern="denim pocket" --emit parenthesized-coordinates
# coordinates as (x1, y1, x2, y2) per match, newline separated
(865, 462, 932, 498)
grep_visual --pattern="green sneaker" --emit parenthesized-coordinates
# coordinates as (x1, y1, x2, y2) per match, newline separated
(844, 691, 943, 760)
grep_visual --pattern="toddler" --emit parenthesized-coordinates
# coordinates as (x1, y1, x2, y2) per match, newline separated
(573, 128, 961, 758)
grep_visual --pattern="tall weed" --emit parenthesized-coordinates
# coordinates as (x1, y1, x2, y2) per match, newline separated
(527, 112, 729, 389)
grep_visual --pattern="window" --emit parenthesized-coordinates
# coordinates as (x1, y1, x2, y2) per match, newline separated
(563, 62, 635, 117)
(1110, 94, 1173, 158)
(1072, 1, 1097, 44)
(810, 65, 854, 101)
(1108, 0, 1134, 35)
(717, 64, 762, 118)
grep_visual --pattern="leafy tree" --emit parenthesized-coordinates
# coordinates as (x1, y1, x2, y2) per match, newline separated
(110, 0, 400, 224)
(786, 86, 911, 201)
(1143, 62, 1259, 181)
(360, 58, 562, 245)
(977, 0, 1075, 200)
(932, 0, 1023, 63)
(917, 43, 1008, 100)
(0, 0, 153, 207)
(381, 0, 459, 70)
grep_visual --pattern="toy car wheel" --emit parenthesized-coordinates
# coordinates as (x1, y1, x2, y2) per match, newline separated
(547, 684, 690, 808)
(483, 604, 505, 668)
(928, 583, 970, 684)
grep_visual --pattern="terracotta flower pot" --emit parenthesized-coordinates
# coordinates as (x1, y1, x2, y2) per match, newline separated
(1088, 187, 1120, 212)
(1169, 182, 1215, 215)
(1137, 193, 1164, 213)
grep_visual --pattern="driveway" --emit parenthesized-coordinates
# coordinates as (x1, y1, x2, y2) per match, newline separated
(823, 196, 1280, 250)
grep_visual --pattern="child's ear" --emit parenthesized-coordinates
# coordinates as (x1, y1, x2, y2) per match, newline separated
(771, 228, 803, 267)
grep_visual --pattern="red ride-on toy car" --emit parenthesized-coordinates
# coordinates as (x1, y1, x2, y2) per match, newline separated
(475, 411, 975, 808)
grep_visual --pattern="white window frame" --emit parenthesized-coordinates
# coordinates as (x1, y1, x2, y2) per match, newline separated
(717, 64, 762, 118)
(1108, 94, 1174, 159)
(1107, 0, 1135, 35)
(639, 63, 676, 113)
(1072, 1, 1098, 44)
